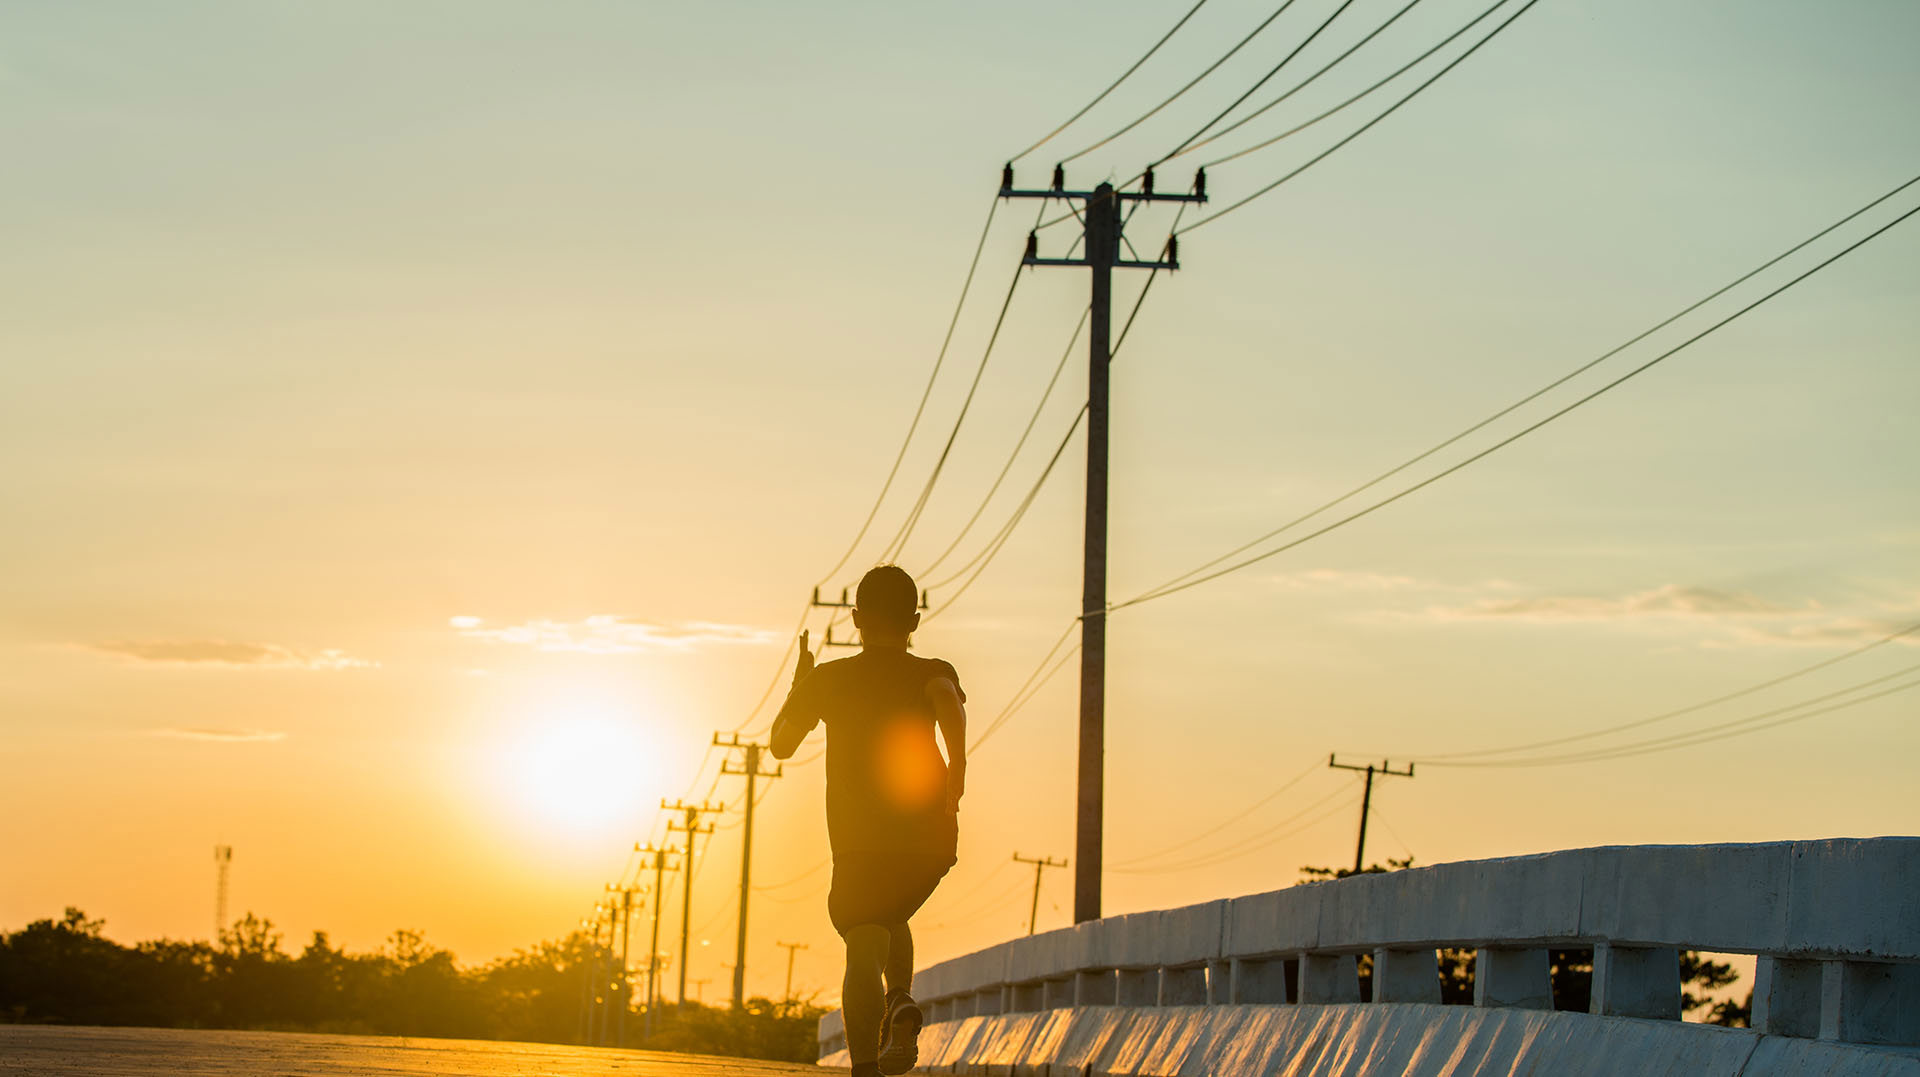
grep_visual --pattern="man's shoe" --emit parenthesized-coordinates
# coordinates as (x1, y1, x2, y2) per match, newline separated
(877, 991, 922, 1075)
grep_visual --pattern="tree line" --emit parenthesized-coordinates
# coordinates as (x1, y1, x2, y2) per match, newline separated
(0, 908, 823, 1062)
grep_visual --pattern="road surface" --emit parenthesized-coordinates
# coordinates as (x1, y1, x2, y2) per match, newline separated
(0, 1025, 839, 1076)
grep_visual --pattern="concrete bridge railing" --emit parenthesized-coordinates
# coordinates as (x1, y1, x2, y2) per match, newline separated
(817, 837, 1920, 1067)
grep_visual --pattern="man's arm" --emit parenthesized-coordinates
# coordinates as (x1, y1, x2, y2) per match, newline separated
(928, 677, 966, 811)
(769, 633, 817, 761)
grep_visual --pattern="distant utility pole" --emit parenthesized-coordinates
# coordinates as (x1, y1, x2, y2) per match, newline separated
(715, 733, 783, 1009)
(1329, 755, 1415, 874)
(664, 798, 722, 1005)
(605, 881, 644, 1046)
(582, 904, 611, 1046)
(212, 845, 232, 940)
(776, 941, 808, 1003)
(1000, 162, 1206, 924)
(691, 978, 711, 1004)
(1012, 853, 1070, 936)
(634, 843, 678, 1038)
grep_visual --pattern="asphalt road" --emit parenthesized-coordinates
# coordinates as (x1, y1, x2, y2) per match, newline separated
(0, 1025, 841, 1076)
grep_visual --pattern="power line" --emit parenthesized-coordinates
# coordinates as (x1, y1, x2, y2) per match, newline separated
(923, 218, 1180, 611)
(1180, 0, 1543, 234)
(1154, 0, 1368, 165)
(1059, 0, 1306, 165)
(1106, 757, 1321, 866)
(1128, 173, 1920, 607)
(881, 256, 1030, 564)
(1415, 619, 1920, 762)
(917, 308, 1088, 579)
(1116, 183, 1920, 609)
(967, 620, 1081, 753)
(819, 198, 1002, 582)
(1007, 0, 1214, 164)
(1108, 785, 1360, 874)
(1433, 662, 1920, 769)
(1160, 0, 1435, 164)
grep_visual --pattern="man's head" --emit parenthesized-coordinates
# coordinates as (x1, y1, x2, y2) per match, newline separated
(852, 565, 920, 645)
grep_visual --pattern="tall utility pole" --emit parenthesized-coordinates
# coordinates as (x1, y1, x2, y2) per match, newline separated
(664, 798, 721, 1005)
(715, 733, 782, 1009)
(1000, 163, 1206, 923)
(212, 845, 232, 940)
(776, 941, 808, 1003)
(1012, 853, 1070, 936)
(605, 882, 644, 1046)
(634, 843, 678, 1038)
(1329, 755, 1416, 874)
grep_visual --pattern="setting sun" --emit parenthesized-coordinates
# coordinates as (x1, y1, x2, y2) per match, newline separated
(490, 700, 664, 841)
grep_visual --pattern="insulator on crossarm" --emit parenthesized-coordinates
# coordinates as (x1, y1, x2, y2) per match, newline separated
(1166, 236, 1179, 265)
(1051, 164, 1065, 191)
(1024, 231, 1039, 261)
(1194, 168, 1207, 199)
(1142, 168, 1155, 196)
(1001, 162, 1014, 191)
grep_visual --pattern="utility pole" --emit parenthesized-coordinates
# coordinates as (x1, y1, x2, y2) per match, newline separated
(664, 798, 722, 1005)
(1012, 853, 1070, 936)
(1000, 162, 1206, 923)
(634, 843, 678, 1039)
(1329, 755, 1415, 874)
(584, 904, 611, 1046)
(715, 733, 783, 1009)
(776, 941, 808, 1003)
(691, 978, 711, 1004)
(212, 845, 232, 941)
(605, 882, 644, 1046)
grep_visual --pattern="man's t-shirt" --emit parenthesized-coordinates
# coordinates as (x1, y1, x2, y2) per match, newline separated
(773, 648, 963, 859)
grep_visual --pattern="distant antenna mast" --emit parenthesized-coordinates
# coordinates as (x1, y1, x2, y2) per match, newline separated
(213, 845, 233, 939)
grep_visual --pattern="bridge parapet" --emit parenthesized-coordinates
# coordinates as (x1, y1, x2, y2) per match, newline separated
(819, 837, 1920, 1062)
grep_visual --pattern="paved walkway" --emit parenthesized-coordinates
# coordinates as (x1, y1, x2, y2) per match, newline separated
(0, 1026, 840, 1076)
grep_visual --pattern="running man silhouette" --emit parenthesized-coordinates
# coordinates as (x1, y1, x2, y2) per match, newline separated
(770, 565, 965, 1077)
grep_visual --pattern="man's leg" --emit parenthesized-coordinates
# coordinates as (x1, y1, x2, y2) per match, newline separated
(842, 924, 890, 1073)
(883, 922, 913, 998)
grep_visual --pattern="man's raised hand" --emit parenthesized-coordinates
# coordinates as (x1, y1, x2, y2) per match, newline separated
(793, 630, 815, 688)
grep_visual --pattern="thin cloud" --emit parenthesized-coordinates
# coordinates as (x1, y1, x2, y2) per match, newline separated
(148, 727, 288, 743)
(1403, 584, 1918, 649)
(87, 640, 377, 670)
(451, 615, 777, 654)
(1436, 584, 1790, 622)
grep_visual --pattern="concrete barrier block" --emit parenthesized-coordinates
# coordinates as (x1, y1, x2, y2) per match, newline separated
(1821, 959, 1920, 1046)
(1178, 1007, 1258, 1077)
(1158, 966, 1207, 1007)
(925, 1014, 989, 1070)
(1125, 1005, 1211, 1076)
(1007, 925, 1078, 984)
(1106, 910, 1164, 969)
(1011, 980, 1044, 1013)
(1372, 947, 1440, 1004)
(1074, 968, 1117, 1006)
(1094, 1008, 1181, 1075)
(1753, 955, 1822, 1039)
(1222, 882, 1322, 958)
(1116, 968, 1157, 1007)
(1298, 952, 1360, 1004)
(1401, 851, 1589, 946)
(1589, 942, 1680, 1019)
(1475, 946, 1552, 1010)
(973, 1012, 1043, 1076)
(1152, 901, 1226, 968)
(1044, 1007, 1130, 1076)
(1788, 838, 1920, 960)
(1229, 956, 1291, 1004)
(1743, 1033, 1920, 1077)
(1582, 842, 1792, 952)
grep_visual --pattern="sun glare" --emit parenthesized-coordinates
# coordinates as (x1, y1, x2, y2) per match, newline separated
(491, 699, 664, 841)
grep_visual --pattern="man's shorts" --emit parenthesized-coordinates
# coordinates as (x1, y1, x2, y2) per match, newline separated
(827, 851, 956, 936)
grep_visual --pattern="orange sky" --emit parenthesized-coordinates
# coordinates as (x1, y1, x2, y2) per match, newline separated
(3, 0, 1917, 1004)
